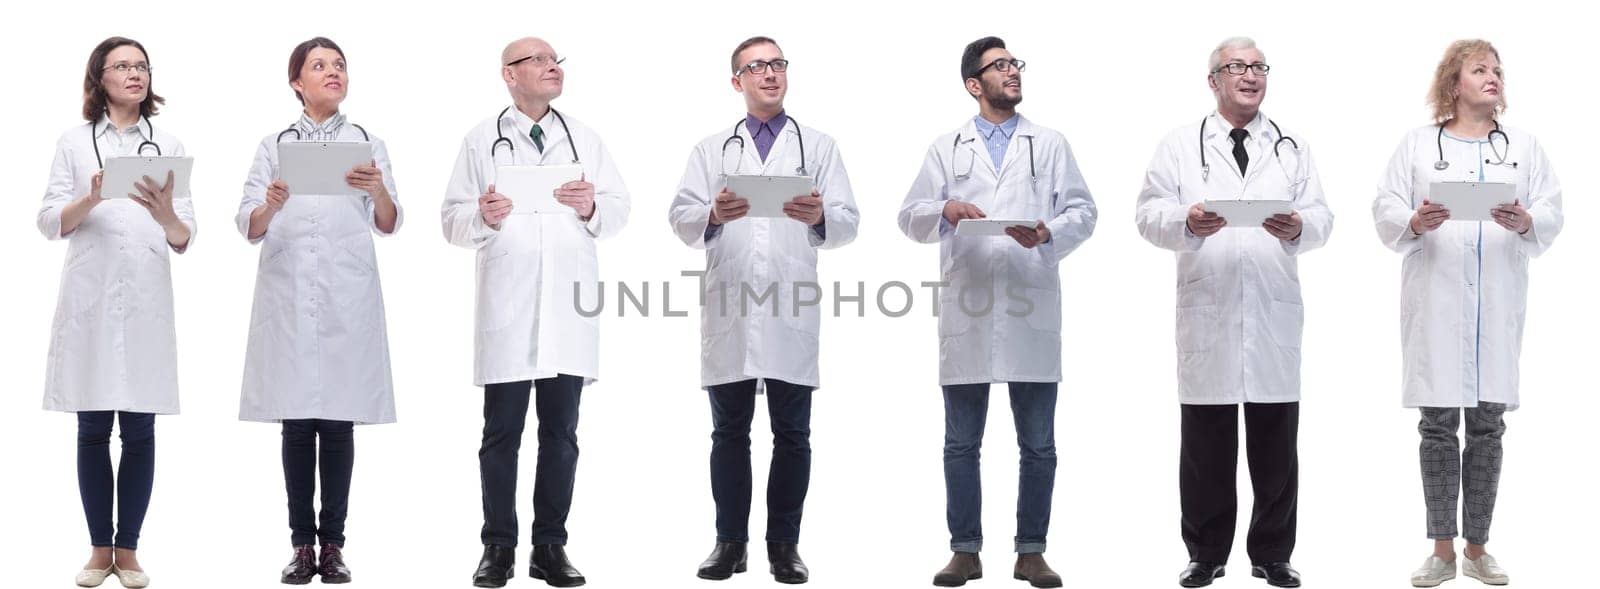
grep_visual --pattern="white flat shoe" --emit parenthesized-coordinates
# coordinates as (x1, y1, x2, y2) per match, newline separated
(1411, 556, 1456, 587)
(113, 565, 150, 588)
(75, 564, 115, 587)
(1462, 554, 1508, 585)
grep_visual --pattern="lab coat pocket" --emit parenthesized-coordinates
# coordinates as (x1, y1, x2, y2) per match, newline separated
(1266, 299, 1305, 349)
(938, 284, 976, 338)
(248, 247, 292, 329)
(1014, 286, 1060, 333)
(476, 251, 517, 332)
(1175, 305, 1219, 354)
(333, 234, 381, 324)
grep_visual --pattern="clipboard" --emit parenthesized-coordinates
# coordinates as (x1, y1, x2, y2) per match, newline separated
(724, 174, 814, 218)
(279, 141, 372, 197)
(497, 164, 583, 214)
(1429, 181, 1516, 222)
(953, 218, 1034, 237)
(102, 156, 193, 199)
(1203, 199, 1294, 228)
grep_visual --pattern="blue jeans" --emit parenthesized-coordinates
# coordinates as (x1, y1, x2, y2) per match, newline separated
(942, 382, 1058, 553)
(77, 411, 155, 550)
(708, 379, 813, 544)
(480, 375, 584, 547)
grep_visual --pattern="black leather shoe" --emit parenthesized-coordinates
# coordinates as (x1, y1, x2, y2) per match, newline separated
(1179, 561, 1226, 588)
(529, 544, 586, 587)
(317, 543, 351, 584)
(472, 545, 515, 588)
(697, 542, 748, 580)
(932, 552, 982, 587)
(767, 542, 809, 584)
(281, 545, 318, 585)
(1251, 562, 1302, 587)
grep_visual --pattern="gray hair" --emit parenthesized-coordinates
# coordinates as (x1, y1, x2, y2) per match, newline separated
(1208, 37, 1263, 74)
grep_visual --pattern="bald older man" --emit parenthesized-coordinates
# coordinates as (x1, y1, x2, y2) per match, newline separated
(443, 37, 631, 589)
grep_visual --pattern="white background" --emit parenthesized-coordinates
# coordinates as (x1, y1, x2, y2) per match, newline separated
(1, 1, 1593, 588)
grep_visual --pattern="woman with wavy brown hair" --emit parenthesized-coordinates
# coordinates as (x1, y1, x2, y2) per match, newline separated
(39, 36, 196, 589)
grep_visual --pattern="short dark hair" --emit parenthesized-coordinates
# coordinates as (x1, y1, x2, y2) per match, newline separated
(82, 37, 164, 122)
(288, 37, 345, 104)
(961, 36, 1007, 80)
(731, 36, 779, 75)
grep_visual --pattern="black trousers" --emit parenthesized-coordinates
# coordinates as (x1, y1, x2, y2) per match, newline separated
(480, 375, 583, 547)
(708, 378, 812, 544)
(282, 419, 354, 547)
(1180, 402, 1298, 565)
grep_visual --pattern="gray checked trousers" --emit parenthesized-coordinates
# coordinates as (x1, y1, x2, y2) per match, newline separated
(1419, 403, 1506, 545)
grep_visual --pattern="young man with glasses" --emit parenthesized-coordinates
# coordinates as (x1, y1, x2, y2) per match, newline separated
(898, 36, 1097, 589)
(668, 35, 860, 585)
(443, 36, 633, 589)
(1134, 37, 1333, 588)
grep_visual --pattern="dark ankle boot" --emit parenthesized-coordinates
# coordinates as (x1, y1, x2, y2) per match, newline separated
(280, 545, 317, 585)
(528, 544, 585, 587)
(767, 542, 809, 584)
(697, 542, 749, 580)
(1013, 553, 1062, 588)
(472, 545, 515, 588)
(933, 552, 982, 586)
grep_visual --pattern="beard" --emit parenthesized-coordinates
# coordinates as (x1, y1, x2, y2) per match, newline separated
(982, 79, 1022, 109)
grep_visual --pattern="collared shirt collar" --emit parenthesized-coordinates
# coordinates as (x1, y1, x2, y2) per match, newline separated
(509, 105, 566, 146)
(745, 110, 788, 139)
(973, 113, 1018, 141)
(294, 111, 347, 141)
(96, 114, 150, 140)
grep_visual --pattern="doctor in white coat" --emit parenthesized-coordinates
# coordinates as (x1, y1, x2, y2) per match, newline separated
(1376, 40, 1562, 589)
(39, 36, 193, 589)
(669, 36, 858, 585)
(236, 37, 399, 585)
(1135, 37, 1331, 589)
(900, 37, 1095, 589)
(444, 37, 629, 589)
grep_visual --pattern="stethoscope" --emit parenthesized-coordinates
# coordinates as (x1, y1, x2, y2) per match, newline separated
(491, 106, 579, 165)
(277, 122, 368, 143)
(1199, 116, 1297, 182)
(89, 117, 160, 168)
(721, 116, 806, 176)
(953, 130, 1036, 181)
(1434, 121, 1516, 170)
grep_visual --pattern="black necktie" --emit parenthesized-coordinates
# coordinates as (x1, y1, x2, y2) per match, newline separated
(1229, 128, 1249, 175)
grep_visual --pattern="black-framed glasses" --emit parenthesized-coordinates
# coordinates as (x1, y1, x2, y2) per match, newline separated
(103, 62, 151, 75)
(506, 54, 565, 68)
(1212, 62, 1270, 76)
(972, 58, 1024, 78)
(737, 59, 789, 76)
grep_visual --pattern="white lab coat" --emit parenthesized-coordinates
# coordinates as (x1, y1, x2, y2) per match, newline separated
(898, 115, 1096, 386)
(1372, 124, 1562, 410)
(237, 115, 401, 424)
(38, 118, 196, 414)
(669, 118, 860, 389)
(1136, 112, 1333, 404)
(442, 107, 630, 387)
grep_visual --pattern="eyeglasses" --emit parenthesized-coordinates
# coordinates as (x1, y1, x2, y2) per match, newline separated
(972, 58, 1025, 77)
(103, 62, 151, 75)
(737, 59, 789, 76)
(1212, 62, 1270, 76)
(506, 54, 564, 68)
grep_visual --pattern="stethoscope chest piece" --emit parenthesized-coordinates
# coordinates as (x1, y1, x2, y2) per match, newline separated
(1434, 160, 1450, 171)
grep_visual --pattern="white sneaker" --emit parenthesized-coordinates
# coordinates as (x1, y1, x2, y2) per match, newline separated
(75, 564, 114, 588)
(1462, 554, 1509, 585)
(1411, 556, 1457, 587)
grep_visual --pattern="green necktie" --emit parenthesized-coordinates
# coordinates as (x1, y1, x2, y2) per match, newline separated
(530, 124, 545, 154)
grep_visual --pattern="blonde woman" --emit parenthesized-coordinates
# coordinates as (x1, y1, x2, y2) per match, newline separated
(1371, 40, 1563, 587)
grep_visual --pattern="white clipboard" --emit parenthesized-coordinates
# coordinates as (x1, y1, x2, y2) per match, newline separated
(953, 218, 1034, 237)
(102, 156, 193, 199)
(279, 141, 372, 197)
(1203, 200, 1293, 228)
(724, 174, 814, 218)
(497, 164, 583, 215)
(1429, 182, 1516, 222)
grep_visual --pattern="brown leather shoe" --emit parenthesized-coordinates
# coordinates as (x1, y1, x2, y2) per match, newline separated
(1014, 553, 1062, 588)
(280, 545, 317, 585)
(933, 552, 982, 587)
(318, 543, 351, 584)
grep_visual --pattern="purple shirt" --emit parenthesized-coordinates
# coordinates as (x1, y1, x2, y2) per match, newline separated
(745, 111, 788, 162)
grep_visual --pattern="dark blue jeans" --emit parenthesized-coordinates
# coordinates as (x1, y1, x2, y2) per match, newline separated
(282, 419, 354, 547)
(942, 382, 1058, 553)
(480, 375, 583, 547)
(708, 379, 813, 544)
(78, 411, 155, 550)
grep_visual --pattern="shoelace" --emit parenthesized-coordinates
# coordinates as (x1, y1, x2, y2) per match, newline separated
(320, 545, 344, 568)
(294, 546, 317, 567)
